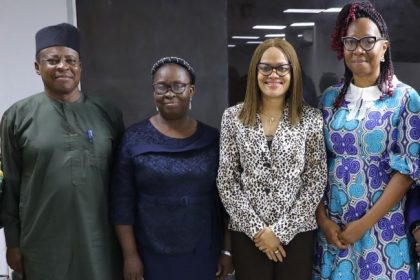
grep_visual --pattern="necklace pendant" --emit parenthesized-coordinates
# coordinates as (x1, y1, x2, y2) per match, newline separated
(269, 117, 274, 126)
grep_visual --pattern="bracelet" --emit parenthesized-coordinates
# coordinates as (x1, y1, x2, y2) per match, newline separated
(221, 250, 232, 257)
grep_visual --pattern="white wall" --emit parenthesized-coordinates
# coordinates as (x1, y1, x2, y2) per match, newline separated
(0, 0, 76, 117)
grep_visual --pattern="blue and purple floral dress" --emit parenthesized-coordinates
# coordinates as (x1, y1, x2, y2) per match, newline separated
(313, 78, 420, 280)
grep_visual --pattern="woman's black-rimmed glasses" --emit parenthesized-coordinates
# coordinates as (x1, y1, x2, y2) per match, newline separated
(341, 36, 386, 51)
(257, 63, 292, 77)
(153, 83, 189, 95)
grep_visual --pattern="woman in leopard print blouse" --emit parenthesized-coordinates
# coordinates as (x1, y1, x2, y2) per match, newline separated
(217, 38, 327, 279)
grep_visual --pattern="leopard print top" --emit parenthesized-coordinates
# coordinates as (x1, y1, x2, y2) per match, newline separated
(217, 103, 327, 244)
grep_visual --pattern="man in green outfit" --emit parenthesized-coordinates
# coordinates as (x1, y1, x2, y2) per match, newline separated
(1, 23, 124, 279)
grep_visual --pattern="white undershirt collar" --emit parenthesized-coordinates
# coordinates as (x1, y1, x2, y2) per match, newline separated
(345, 75, 398, 121)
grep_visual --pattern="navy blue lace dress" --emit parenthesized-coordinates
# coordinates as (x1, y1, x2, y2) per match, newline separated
(112, 119, 222, 280)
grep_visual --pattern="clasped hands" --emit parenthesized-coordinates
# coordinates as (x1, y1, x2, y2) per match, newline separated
(321, 218, 367, 249)
(254, 227, 286, 262)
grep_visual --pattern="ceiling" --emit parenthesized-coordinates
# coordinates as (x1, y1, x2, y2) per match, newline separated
(228, 0, 420, 62)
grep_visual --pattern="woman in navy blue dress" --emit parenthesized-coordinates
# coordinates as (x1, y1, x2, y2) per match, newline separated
(111, 57, 233, 280)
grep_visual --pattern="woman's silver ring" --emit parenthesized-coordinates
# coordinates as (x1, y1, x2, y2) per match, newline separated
(274, 250, 280, 254)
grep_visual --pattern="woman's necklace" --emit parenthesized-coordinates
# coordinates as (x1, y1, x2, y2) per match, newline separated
(260, 112, 282, 126)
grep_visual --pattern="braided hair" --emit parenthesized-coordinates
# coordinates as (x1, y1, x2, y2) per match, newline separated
(331, 1, 394, 108)
(151, 56, 196, 84)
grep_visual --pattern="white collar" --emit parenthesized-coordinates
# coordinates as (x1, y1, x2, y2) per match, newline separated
(344, 76, 399, 121)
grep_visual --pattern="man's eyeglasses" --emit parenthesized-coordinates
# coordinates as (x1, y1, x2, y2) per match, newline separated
(41, 57, 80, 67)
(153, 83, 190, 95)
(257, 63, 292, 77)
(341, 36, 386, 51)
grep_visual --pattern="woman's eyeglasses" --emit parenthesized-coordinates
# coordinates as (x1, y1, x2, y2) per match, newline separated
(257, 63, 292, 77)
(341, 36, 386, 51)
(152, 83, 190, 95)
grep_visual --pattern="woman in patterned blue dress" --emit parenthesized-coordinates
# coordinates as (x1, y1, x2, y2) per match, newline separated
(313, 1, 420, 279)
(111, 57, 233, 280)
